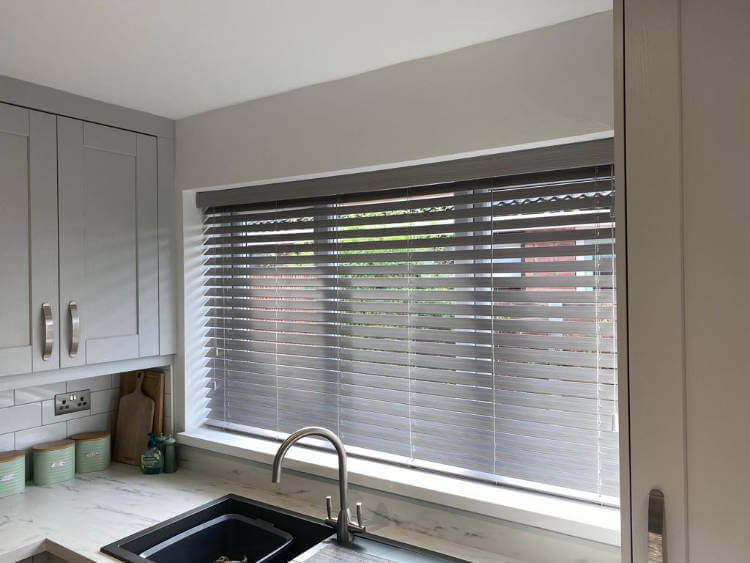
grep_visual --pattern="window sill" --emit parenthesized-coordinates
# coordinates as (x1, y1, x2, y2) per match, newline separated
(177, 427, 620, 546)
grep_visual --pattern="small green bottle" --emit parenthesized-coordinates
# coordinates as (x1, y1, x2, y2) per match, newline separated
(139, 433, 164, 474)
(163, 436, 177, 473)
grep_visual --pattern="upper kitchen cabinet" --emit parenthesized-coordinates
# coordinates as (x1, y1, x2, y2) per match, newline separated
(57, 117, 159, 366)
(0, 103, 59, 376)
(0, 77, 176, 381)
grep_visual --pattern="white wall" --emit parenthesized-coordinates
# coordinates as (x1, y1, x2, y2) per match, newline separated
(0, 375, 120, 480)
(0, 372, 174, 480)
(176, 12, 613, 191)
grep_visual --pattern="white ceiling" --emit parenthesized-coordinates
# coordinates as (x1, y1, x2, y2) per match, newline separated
(0, 0, 611, 119)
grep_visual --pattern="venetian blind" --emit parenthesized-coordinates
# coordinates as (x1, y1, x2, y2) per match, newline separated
(200, 164, 618, 502)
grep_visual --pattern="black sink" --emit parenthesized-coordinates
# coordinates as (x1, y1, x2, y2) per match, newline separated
(102, 493, 467, 563)
(140, 513, 293, 562)
(101, 494, 334, 562)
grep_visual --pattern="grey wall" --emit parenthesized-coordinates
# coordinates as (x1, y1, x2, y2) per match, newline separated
(176, 12, 613, 191)
(172, 12, 617, 558)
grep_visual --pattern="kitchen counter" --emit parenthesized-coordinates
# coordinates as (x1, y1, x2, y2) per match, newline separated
(0, 463, 502, 563)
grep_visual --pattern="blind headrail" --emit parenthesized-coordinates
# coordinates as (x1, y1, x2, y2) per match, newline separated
(196, 138, 613, 209)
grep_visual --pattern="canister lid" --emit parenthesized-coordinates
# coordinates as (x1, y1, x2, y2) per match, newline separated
(32, 439, 75, 452)
(0, 450, 25, 462)
(70, 431, 111, 442)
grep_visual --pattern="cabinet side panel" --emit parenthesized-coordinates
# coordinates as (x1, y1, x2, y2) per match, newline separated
(157, 136, 176, 355)
(137, 134, 159, 357)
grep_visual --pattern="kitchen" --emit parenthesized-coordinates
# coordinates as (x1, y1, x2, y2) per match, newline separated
(1, 1, 749, 562)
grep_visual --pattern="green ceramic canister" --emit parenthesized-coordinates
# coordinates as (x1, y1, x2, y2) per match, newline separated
(71, 431, 111, 473)
(32, 439, 75, 485)
(0, 450, 25, 498)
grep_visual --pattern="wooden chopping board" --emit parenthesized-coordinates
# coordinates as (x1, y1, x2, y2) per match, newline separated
(116, 369, 165, 436)
(113, 372, 155, 465)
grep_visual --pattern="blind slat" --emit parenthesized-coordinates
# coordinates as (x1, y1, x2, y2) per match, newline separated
(204, 258, 613, 277)
(203, 231, 613, 255)
(202, 179, 611, 225)
(202, 211, 613, 246)
(205, 299, 615, 320)
(202, 193, 613, 236)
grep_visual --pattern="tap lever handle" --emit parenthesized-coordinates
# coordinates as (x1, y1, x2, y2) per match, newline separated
(325, 495, 333, 520)
(355, 502, 364, 528)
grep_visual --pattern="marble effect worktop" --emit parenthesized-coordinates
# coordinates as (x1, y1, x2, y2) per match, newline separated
(0, 463, 500, 563)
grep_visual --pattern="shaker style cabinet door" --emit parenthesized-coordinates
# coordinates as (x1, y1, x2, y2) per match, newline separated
(57, 117, 159, 366)
(0, 103, 59, 376)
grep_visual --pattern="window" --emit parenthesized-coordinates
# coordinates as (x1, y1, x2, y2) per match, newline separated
(198, 151, 617, 505)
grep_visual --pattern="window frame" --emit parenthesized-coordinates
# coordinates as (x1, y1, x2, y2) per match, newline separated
(179, 135, 621, 543)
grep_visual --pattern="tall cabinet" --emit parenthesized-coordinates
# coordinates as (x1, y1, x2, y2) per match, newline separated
(0, 82, 175, 380)
(621, 1, 750, 561)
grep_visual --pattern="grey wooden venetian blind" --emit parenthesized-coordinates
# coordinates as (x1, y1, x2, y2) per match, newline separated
(199, 161, 618, 502)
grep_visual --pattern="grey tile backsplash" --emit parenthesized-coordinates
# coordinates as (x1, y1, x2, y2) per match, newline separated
(0, 370, 172, 479)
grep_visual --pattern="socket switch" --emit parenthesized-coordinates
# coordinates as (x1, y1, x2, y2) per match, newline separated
(54, 389, 91, 416)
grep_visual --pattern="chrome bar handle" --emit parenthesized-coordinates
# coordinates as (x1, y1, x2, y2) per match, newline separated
(41, 303, 53, 360)
(355, 502, 366, 531)
(68, 301, 79, 358)
(648, 489, 665, 563)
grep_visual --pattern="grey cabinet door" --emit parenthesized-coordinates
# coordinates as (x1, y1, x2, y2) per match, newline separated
(58, 117, 159, 366)
(0, 103, 59, 376)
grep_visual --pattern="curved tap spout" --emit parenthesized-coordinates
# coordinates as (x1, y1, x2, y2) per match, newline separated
(272, 426, 359, 545)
